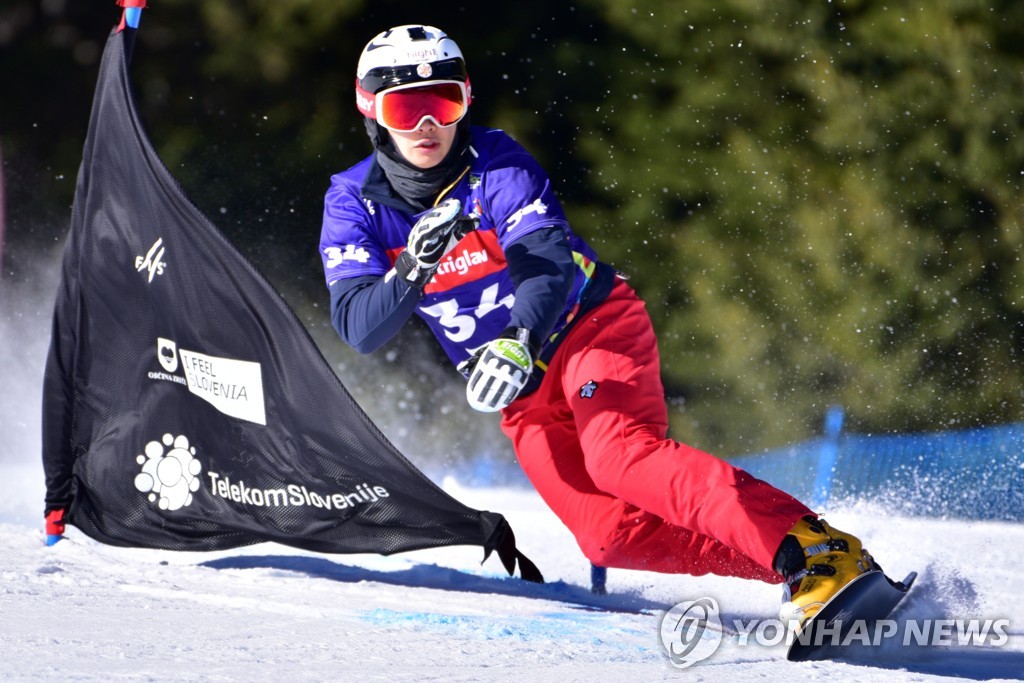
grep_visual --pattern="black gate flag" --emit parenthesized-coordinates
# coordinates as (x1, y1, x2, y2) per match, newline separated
(42, 25, 540, 582)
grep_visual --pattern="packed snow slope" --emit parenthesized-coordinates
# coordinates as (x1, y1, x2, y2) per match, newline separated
(1, 460, 1022, 682)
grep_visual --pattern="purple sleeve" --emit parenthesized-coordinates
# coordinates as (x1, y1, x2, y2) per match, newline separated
(320, 181, 392, 284)
(483, 153, 571, 247)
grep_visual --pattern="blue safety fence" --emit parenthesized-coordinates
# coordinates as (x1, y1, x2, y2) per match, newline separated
(729, 408, 1024, 522)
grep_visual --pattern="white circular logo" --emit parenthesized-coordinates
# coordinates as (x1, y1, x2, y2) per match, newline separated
(659, 597, 723, 668)
(134, 433, 202, 511)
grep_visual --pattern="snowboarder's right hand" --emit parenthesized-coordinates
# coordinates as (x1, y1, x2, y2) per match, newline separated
(394, 198, 478, 289)
(45, 508, 65, 546)
(460, 327, 536, 412)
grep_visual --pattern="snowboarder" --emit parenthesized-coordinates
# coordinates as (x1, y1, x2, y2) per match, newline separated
(319, 24, 878, 626)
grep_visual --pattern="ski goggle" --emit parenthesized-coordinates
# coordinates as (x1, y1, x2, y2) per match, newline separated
(373, 80, 470, 132)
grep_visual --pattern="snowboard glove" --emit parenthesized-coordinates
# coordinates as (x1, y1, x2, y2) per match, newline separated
(459, 327, 538, 413)
(394, 198, 478, 289)
(45, 508, 65, 546)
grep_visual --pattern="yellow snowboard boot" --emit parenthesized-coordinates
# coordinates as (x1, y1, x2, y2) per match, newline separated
(773, 516, 877, 627)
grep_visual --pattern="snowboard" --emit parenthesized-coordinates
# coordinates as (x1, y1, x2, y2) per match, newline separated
(787, 569, 917, 662)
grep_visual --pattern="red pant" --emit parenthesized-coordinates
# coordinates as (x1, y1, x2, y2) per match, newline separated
(501, 280, 812, 583)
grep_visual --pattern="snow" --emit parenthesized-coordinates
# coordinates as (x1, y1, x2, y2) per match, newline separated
(2, 463, 1022, 681)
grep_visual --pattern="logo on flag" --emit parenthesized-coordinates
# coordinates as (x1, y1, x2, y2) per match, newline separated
(179, 349, 267, 425)
(157, 337, 178, 373)
(135, 237, 167, 283)
(134, 433, 203, 511)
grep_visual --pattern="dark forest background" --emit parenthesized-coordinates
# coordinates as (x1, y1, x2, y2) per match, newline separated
(3, 0, 1023, 461)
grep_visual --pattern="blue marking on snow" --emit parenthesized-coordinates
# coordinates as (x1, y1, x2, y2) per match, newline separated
(360, 608, 654, 655)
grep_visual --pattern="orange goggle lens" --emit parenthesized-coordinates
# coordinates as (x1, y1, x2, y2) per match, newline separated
(378, 82, 468, 132)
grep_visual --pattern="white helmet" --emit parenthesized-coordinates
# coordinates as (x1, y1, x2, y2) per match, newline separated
(355, 25, 470, 118)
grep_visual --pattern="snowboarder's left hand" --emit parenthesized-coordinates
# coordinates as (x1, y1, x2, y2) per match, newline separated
(460, 327, 536, 412)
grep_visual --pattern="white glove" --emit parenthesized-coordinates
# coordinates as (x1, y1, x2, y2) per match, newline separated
(459, 328, 536, 412)
(394, 198, 477, 288)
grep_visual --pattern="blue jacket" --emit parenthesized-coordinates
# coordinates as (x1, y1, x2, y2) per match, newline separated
(320, 126, 615, 387)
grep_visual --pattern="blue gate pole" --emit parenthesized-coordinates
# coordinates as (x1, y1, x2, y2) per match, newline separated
(590, 563, 607, 595)
(813, 406, 844, 510)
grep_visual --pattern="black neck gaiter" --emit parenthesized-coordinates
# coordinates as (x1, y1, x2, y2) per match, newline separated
(365, 118, 472, 212)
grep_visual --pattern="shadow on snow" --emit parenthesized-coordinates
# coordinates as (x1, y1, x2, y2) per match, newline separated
(199, 553, 666, 616)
